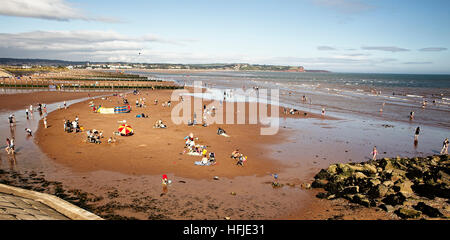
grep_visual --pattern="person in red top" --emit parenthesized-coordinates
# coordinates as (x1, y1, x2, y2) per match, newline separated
(162, 174, 168, 185)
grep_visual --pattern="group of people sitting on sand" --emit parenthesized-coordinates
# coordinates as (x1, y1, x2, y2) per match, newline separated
(161, 101, 171, 107)
(231, 149, 247, 166)
(183, 133, 216, 166)
(86, 129, 103, 144)
(136, 98, 146, 108)
(136, 113, 149, 118)
(64, 117, 81, 133)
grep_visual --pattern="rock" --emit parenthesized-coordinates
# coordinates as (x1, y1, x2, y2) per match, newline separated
(380, 158, 395, 171)
(369, 178, 381, 187)
(393, 180, 414, 197)
(341, 186, 359, 195)
(348, 164, 364, 172)
(314, 169, 330, 180)
(363, 164, 377, 174)
(382, 192, 406, 206)
(354, 172, 368, 180)
(351, 194, 372, 207)
(368, 184, 389, 198)
(382, 181, 394, 187)
(395, 208, 421, 219)
(326, 194, 337, 200)
(316, 192, 329, 199)
(311, 179, 328, 188)
(413, 202, 444, 218)
(379, 204, 395, 212)
(327, 165, 338, 175)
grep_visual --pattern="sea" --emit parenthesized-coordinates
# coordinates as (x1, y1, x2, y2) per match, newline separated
(127, 71, 450, 130)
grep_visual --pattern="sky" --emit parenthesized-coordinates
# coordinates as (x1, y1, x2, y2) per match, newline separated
(0, 0, 449, 74)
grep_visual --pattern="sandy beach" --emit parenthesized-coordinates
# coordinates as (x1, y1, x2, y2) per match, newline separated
(35, 88, 333, 179)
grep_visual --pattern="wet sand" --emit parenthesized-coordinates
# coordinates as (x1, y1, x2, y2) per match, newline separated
(0, 91, 110, 112)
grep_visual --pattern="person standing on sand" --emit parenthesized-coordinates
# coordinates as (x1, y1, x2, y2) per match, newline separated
(410, 111, 415, 120)
(414, 126, 420, 143)
(25, 128, 32, 136)
(64, 101, 67, 109)
(9, 138, 15, 155)
(44, 117, 48, 129)
(8, 114, 14, 127)
(5, 138, 11, 154)
(372, 146, 378, 160)
(441, 138, 449, 155)
(321, 108, 325, 117)
(25, 108, 29, 119)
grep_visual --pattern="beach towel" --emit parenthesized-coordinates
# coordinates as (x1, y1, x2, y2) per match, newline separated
(220, 133, 230, 138)
(98, 107, 115, 114)
(194, 161, 211, 166)
(187, 152, 201, 156)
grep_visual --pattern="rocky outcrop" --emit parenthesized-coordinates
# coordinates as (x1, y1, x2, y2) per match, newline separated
(311, 155, 450, 219)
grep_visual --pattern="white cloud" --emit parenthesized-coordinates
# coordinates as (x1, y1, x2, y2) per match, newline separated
(418, 47, 447, 52)
(0, 30, 192, 62)
(0, 0, 119, 22)
(361, 46, 410, 52)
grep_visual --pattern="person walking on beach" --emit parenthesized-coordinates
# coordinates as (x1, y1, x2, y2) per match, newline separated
(441, 138, 449, 155)
(321, 108, 325, 117)
(8, 114, 14, 127)
(410, 111, 415, 120)
(25, 108, 29, 119)
(372, 146, 378, 160)
(414, 126, 420, 143)
(5, 138, 11, 154)
(44, 117, 48, 129)
(64, 101, 67, 109)
(7, 138, 15, 155)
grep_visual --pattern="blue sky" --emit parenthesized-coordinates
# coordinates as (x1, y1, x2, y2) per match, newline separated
(0, 0, 449, 74)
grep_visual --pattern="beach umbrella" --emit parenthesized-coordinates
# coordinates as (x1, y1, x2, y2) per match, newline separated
(118, 124, 133, 136)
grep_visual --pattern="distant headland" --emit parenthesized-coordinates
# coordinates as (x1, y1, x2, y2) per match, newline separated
(0, 58, 330, 73)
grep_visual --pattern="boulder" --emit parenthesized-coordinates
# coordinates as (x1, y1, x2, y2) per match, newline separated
(363, 164, 377, 174)
(354, 172, 368, 180)
(348, 164, 364, 172)
(395, 208, 421, 219)
(382, 192, 406, 206)
(341, 186, 359, 195)
(413, 202, 444, 218)
(382, 181, 394, 187)
(380, 158, 395, 171)
(368, 184, 389, 198)
(311, 179, 328, 189)
(327, 165, 338, 175)
(351, 194, 372, 207)
(379, 204, 395, 212)
(314, 169, 330, 180)
(393, 180, 414, 197)
(316, 192, 329, 199)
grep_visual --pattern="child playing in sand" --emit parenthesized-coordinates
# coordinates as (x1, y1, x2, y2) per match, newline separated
(372, 146, 378, 160)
